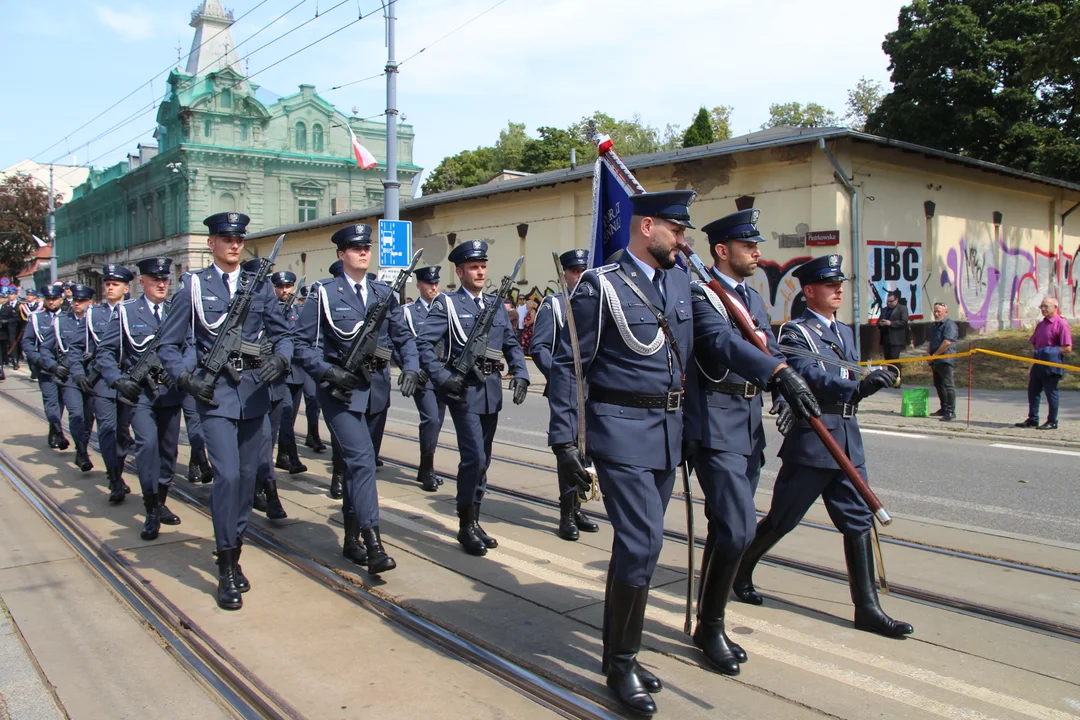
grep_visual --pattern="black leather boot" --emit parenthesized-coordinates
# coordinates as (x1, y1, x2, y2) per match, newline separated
(693, 551, 744, 675)
(285, 442, 307, 473)
(233, 540, 250, 593)
(417, 452, 438, 492)
(329, 446, 344, 499)
(215, 548, 243, 610)
(602, 567, 661, 694)
(187, 450, 204, 483)
(473, 501, 498, 549)
(573, 496, 599, 533)
(558, 492, 579, 541)
(140, 493, 161, 541)
(361, 526, 397, 574)
(47, 425, 59, 448)
(157, 484, 181, 525)
(305, 417, 327, 452)
(199, 449, 214, 484)
(118, 466, 131, 495)
(74, 441, 93, 472)
(342, 513, 368, 565)
(107, 466, 126, 504)
(605, 581, 657, 716)
(732, 517, 783, 605)
(55, 426, 69, 450)
(845, 531, 914, 638)
(456, 504, 487, 556)
(263, 476, 288, 520)
(253, 477, 268, 513)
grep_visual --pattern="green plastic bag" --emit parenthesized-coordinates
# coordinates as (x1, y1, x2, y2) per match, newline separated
(901, 388, 929, 417)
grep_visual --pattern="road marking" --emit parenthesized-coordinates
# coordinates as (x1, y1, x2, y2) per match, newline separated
(873, 487, 1071, 526)
(861, 428, 929, 439)
(989, 443, 1080, 458)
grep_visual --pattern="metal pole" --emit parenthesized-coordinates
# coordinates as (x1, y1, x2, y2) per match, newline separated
(48, 165, 57, 284)
(383, 1, 399, 222)
(819, 138, 862, 358)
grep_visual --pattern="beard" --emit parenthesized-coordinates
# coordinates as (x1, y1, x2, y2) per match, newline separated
(648, 241, 678, 270)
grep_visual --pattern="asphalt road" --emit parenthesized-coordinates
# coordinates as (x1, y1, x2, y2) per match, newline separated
(388, 391, 1080, 545)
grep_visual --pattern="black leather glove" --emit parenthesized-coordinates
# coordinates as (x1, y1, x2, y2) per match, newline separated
(770, 365, 821, 422)
(681, 438, 700, 471)
(441, 373, 466, 400)
(552, 442, 592, 499)
(398, 370, 420, 398)
(177, 371, 216, 405)
(54, 363, 70, 382)
(257, 353, 289, 384)
(770, 401, 796, 436)
(323, 366, 359, 394)
(510, 377, 529, 404)
(852, 367, 899, 403)
(75, 375, 94, 394)
(111, 376, 142, 404)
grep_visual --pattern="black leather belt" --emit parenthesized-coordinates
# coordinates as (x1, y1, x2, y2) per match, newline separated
(819, 402, 858, 418)
(475, 357, 504, 376)
(590, 387, 684, 411)
(229, 355, 263, 372)
(704, 379, 760, 399)
(363, 357, 390, 373)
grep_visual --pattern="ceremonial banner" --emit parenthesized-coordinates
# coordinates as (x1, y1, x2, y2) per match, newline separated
(589, 135, 638, 267)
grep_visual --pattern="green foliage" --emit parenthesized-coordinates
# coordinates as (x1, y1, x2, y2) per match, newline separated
(867, 0, 1080, 181)
(519, 126, 592, 174)
(0, 176, 57, 279)
(567, 111, 665, 163)
(420, 146, 499, 195)
(709, 105, 734, 142)
(845, 77, 885, 130)
(763, 102, 841, 129)
(682, 107, 716, 147)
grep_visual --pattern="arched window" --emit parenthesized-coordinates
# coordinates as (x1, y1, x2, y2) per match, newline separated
(312, 124, 324, 153)
(220, 89, 232, 109)
(204, 119, 212, 138)
(295, 122, 307, 151)
(218, 192, 236, 213)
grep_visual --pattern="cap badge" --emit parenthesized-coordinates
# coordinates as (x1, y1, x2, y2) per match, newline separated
(228, 212, 239, 224)
(750, 209, 761, 225)
(355, 224, 365, 235)
(473, 240, 482, 249)
(575, 249, 584, 257)
(829, 254, 840, 267)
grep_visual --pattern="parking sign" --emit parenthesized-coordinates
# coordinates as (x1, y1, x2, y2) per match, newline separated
(378, 220, 412, 268)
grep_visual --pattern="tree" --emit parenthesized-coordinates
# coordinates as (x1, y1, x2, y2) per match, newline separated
(845, 77, 885, 130)
(763, 101, 841, 129)
(567, 111, 665, 163)
(709, 105, 734, 141)
(493, 121, 529, 173)
(682, 107, 716, 147)
(0, 176, 56, 279)
(520, 127, 592, 174)
(866, 0, 1080, 182)
(421, 146, 499, 195)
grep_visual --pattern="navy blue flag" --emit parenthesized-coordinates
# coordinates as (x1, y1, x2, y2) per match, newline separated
(589, 143, 637, 268)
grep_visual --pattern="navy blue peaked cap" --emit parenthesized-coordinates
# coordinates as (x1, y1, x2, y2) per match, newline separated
(271, 270, 297, 286)
(204, 212, 250, 237)
(332, 224, 373, 249)
(559, 249, 589, 270)
(628, 190, 697, 228)
(448, 239, 488, 265)
(415, 265, 441, 283)
(70, 284, 95, 300)
(702, 209, 765, 245)
(102, 264, 134, 282)
(137, 257, 172, 278)
(329, 259, 344, 277)
(793, 254, 847, 285)
(40, 286, 63, 299)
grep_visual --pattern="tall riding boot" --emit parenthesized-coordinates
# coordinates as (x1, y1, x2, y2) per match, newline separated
(74, 441, 93, 472)
(215, 548, 243, 610)
(157, 484, 182, 525)
(417, 452, 438, 492)
(305, 417, 327, 452)
(342, 513, 368, 565)
(253, 476, 268, 513)
(845, 532, 914, 638)
(140, 493, 161, 541)
(329, 446, 344, 499)
(361, 526, 397, 575)
(263, 476, 288, 520)
(693, 551, 744, 675)
(473, 501, 498, 549)
(285, 442, 307, 474)
(188, 450, 204, 483)
(605, 582, 657, 716)
(107, 466, 126, 504)
(573, 496, 599, 533)
(456, 504, 487, 556)
(558, 492, 579, 541)
(233, 540, 250, 593)
(602, 567, 661, 694)
(732, 517, 783, 605)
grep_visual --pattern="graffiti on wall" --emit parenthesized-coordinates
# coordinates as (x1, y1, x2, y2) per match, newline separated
(746, 256, 811, 323)
(867, 240, 924, 321)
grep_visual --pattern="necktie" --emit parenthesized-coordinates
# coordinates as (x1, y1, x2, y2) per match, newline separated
(735, 284, 749, 308)
(476, 295, 484, 312)
(222, 272, 230, 297)
(830, 321, 844, 347)
(652, 270, 665, 303)
(355, 282, 366, 311)
(153, 304, 160, 322)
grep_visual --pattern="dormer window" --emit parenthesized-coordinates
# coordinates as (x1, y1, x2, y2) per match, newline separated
(295, 121, 307, 151)
(221, 89, 232, 109)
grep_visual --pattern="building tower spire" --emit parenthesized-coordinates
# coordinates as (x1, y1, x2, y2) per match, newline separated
(185, 0, 240, 77)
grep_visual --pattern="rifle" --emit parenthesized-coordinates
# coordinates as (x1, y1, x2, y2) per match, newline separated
(281, 274, 306, 316)
(83, 351, 102, 388)
(115, 333, 170, 407)
(194, 234, 285, 407)
(444, 256, 524, 401)
(330, 250, 423, 402)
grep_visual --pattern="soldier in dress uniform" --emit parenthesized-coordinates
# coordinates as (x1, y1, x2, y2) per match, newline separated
(0, 288, 20, 376)
(98, 259, 187, 542)
(530, 248, 600, 541)
(271, 270, 309, 476)
(548, 191, 697, 716)
(157, 213, 293, 610)
(400, 265, 447, 492)
(319, 259, 348, 499)
(75, 264, 134, 502)
(732, 254, 912, 638)
(18, 289, 42, 374)
(683, 209, 819, 675)
(297, 283, 329, 454)
(415, 240, 530, 556)
(21, 286, 69, 449)
(59, 282, 74, 313)
(295, 224, 418, 575)
(44, 283, 97, 473)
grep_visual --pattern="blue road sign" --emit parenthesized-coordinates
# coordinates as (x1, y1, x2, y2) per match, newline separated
(378, 219, 412, 267)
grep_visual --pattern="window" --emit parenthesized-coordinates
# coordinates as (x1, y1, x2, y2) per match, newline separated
(298, 199, 317, 223)
(220, 89, 232, 109)
(218, 192, 236, 213)
(312, 124, 324, 153)
(295, 121, 307, 151)
(239, 123, 248, 142)
(204, 119, 212, 138)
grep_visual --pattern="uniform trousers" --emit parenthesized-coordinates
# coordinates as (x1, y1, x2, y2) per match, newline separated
(695, 448, 763, 558)
(303, 373, 320, 431)
(414, 385, 446, 456)
(595, 458, 676, 587)
(367, 407, 387, 459)
(123, 402, 181, 496)
(447, 404, 498, 506)
(259, 397, 284, 484)
(182, 394, 206, 456)
(38, 376, 64, 428)
(59, 384, 93, 446)
(321, 390, 379, 529)
(766, 462, 872, 537)
(202, 415, 262, 550)
(278, 383, 304, 448)
(90, 380, 123, 472)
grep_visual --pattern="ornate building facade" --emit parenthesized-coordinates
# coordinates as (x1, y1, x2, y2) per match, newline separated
(55, 0, 420, 293)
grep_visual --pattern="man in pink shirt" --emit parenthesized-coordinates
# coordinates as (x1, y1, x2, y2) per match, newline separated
(1015, 298, 1072, 430)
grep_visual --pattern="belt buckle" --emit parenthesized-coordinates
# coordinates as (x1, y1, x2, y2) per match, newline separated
(841, 403, 854, 418)
(229, 356, 244, 372)
(742, 382, 757, 399)
(665, 391, 682, 412)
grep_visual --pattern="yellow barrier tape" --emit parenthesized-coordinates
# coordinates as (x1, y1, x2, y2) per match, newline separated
(860, 349, 1080, 372)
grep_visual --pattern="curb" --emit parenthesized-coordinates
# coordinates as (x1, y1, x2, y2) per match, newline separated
(858, 419, 1080, 449)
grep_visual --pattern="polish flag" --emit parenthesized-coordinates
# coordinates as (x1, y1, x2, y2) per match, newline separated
(348, 127, 378, 169)
(32, 234, 47, 248)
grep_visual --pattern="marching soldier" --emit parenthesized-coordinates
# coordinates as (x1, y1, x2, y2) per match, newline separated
(22, 286, 69, 449)
(416, 240, 530, 556)
(325, 259, 346, 500)
(98, 259, 187, 541)
(272, 271, 309, 476)
(530, 249, 599, 540)
(0, 288, 19, 376)
(45, 284, 97, 473)
(297, 284, 329, 454)
(548, 191, 697, 716)
(158, 213, 293, 610)
(683, 210, 819, 675)
(295, 224, 418, 575)
(400, 265, 447, 492)
(182, 390, 214, 483)
(19, 289, 42, 375)
(732, 254, 912, 638)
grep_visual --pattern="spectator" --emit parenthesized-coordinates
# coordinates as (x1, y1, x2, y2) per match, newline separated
(878, 290, 909, 361)
(516, 296, 528, 334)
(928, 302, 958, 422)
(504, 300, 519, 333)
(1015, 297, 1072, 430)
(520, 299, 539, 353)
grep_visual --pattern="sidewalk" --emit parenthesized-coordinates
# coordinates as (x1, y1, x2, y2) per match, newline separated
(0, 598, 65, 720)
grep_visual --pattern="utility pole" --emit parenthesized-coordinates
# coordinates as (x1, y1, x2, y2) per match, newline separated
(48, 165, 57, 284)
(383, 0, 399, 221)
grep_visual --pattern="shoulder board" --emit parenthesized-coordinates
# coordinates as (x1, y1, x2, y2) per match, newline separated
(121, 298, 139, 306)
(591, 263, 618, 274)
(370, 278, 391, 289)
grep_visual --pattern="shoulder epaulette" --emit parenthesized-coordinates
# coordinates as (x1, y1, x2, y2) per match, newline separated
(591, 263, 618, 274)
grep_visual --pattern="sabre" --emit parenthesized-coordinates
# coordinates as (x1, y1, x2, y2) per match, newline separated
(871, 522, 889, 595)
(681, 460, 695, 635)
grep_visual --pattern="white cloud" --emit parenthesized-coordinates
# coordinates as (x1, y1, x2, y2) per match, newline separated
(96, 5, 156, 40)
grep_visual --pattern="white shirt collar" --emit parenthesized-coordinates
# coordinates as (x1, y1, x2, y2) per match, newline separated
(627, 249, 658, 283)
(462, 286, 483, 303)
(144, 296, 163, 315)
(344, 272, 368, 304)
(808, 308, 837, 328)
(418, 297, 431, 311)
(713, 268, 745, 292)
(213, 264, 240, 290)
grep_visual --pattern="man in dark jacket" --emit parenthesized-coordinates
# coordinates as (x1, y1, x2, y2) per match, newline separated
(877, 290, 908, 361)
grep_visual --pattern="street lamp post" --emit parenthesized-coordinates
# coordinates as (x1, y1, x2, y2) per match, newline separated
(48, 165, 56, 284)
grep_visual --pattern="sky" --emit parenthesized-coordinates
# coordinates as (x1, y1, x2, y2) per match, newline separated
(0, 0, 908, 196)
